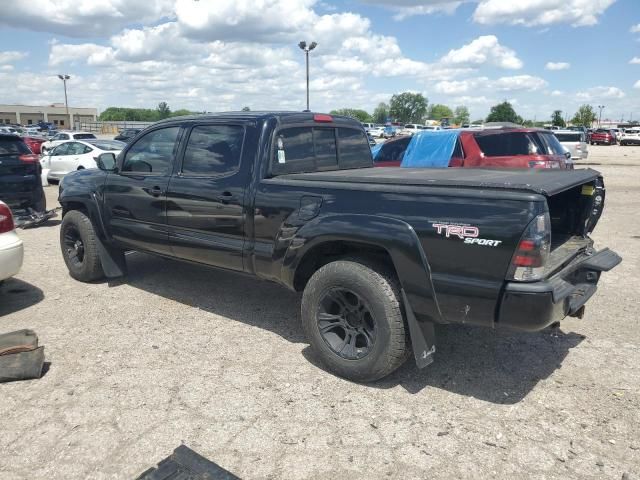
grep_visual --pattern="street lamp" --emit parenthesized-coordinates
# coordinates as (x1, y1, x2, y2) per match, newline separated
(598, 105, 605, 127)
(298, 41, 317, 111)
(58, 74, 71, 128)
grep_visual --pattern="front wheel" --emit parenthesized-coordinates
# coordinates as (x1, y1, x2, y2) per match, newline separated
(301, 259, 408, 382)
(60, 210, 105, 282)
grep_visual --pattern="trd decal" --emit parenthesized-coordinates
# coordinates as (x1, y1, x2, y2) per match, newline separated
(432, 223, 502, 247)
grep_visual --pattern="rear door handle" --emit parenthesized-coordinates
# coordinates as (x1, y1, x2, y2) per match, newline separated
(217, 191, 236, 204)
(143, 186, 164, 197)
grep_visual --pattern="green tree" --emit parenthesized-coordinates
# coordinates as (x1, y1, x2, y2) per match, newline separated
(372, 102, 389, 124)
(428, 104, 453, 121)
(329, 108, 371, 123)
(242, 106, 251, 111)
(551, 110, 566, 127)
(389, 92, 428, 123)
(571, 104, 597, 127)
(486, 101, 523, 124)
(171, 109, 193, 117)
(453, 106, 470, 125)
(157, 101, 171, 119)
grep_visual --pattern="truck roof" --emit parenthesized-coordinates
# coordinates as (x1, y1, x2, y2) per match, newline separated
(154, 111, 363, 127)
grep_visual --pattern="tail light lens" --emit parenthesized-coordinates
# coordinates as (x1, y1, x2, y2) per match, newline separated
(19, 154, 40, 163)
(507, 213, 551, 282)
(0, 203, 15, 234)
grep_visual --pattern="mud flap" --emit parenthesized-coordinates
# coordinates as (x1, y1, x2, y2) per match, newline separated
(96, 237, 127, 278)
(401, 289, 436, 369)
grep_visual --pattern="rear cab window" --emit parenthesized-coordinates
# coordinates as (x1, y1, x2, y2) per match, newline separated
(271, 125, 370, 175)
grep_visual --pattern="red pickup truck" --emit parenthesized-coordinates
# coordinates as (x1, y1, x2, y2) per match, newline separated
(374, 128, 571, 169)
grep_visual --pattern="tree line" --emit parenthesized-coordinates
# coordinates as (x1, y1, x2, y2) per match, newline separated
(99, 102, 196, 121)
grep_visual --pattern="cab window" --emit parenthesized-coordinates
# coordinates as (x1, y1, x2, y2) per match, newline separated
(181, 125, 244, 176)
(122, 127, 180, 174)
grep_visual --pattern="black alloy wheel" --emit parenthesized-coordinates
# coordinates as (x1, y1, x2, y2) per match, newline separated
(317, 287, 376, 360)
(63, 225, 85, 268)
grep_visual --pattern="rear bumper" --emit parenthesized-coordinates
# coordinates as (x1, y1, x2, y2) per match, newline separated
(0, 234, 24, 281)
(497, 248, 621, 331)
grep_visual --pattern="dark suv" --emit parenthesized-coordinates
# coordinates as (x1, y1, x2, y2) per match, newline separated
(0, 134, 46, 212)
(114, 128, 143, 143)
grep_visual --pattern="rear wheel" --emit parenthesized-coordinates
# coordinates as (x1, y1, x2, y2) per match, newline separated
(301, 258, 408, 382)
(60, 210, 104, 282)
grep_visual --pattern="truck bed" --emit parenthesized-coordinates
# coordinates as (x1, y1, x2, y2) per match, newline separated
(280, 167, 601, 197)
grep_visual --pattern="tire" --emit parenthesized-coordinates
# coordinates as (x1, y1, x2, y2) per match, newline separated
(301, 258, 408, 382)
(60, 210, 104, 282)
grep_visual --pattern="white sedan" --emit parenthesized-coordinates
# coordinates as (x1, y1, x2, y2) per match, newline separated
(0, 201, 24, 284)
(367, 126, 385, 138)
(41, 139, 125, 182)
(40, 131, 97, 154)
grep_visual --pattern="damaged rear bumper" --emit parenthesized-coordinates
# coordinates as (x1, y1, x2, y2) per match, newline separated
(498, 248, 621, 331)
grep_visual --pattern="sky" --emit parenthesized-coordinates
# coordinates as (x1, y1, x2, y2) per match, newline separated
(0, 0, 638, 122)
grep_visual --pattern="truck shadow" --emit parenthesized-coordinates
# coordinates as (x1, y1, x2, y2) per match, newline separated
(119, 253, 583, 404)
(0, 278, 45, 317)
(369, 324, 585, 403)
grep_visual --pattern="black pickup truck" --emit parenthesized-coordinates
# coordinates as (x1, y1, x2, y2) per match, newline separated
(58, 112, 621, 381)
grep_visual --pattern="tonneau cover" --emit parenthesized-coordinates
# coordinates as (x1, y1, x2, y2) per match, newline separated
(281, 167, 601, 196)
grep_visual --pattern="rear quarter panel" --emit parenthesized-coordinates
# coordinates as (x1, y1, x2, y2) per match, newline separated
(253, 179, 543, 327)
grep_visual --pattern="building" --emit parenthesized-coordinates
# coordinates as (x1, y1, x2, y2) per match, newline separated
(0, 103, 98, 128)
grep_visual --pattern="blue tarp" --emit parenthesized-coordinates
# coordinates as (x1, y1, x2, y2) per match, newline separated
(400, 130, 460, 168)
(370, 142, 383, 157)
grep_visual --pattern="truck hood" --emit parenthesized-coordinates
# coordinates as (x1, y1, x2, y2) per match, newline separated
(281, 167, 602, 197)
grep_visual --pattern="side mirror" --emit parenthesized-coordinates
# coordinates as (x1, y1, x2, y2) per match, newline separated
(96, 152, 117, 172)
(565, 151, 572, 160)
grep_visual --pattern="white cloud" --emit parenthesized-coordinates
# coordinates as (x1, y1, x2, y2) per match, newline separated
(0, 51, 28, 64)
(357, 0, 462, 20)
(550, 90, 563, 96)
(474, 0, 616, 27)
(440, 35, 523, 69)
(576, 86, 626, 101)
(434, 77, 487, 94)
(49, 42, 115, 66)
(630, 57, 640, 64)
(631, 23, 640, 33)
(0, 0, 174, 37)
(634, 80, 640, 89)
(492, 75, 547, 91)
(545, 61, 570, 70)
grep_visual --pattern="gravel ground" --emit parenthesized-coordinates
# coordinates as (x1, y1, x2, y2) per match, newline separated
(1, 144, 638, 479)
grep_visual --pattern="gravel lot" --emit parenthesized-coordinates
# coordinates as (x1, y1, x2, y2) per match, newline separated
(1, 144, 638, 479)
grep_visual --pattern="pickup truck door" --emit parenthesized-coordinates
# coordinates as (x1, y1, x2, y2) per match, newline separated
(165, 123, 247, 271)
(103, 126, 182, 255)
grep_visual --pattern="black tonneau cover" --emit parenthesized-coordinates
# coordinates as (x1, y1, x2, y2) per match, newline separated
(281, 167, 601, 196)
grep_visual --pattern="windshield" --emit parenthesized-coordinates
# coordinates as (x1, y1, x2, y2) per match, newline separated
(73, 133, 97, 140)
(555, 133, 582, 142)
(88, 140, 126, 151)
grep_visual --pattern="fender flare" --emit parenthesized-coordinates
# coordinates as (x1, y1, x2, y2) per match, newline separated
(282, 214, 442, 367)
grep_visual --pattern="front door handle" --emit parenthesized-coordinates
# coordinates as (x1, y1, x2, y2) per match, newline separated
(217, 191, 236, 204)
(143, 186, 164, 197)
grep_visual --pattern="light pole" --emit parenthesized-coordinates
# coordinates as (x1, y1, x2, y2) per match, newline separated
(58, 74, 70, 127)
(298, 41, 317, 111)
(598, 105, 605, 127)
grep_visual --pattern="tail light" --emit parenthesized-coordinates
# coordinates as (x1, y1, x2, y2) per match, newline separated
(19, 154, 40, 163)
(507, 213, 551, 282)
(528, 160, 560, 169)
(0, 203, 15, 234)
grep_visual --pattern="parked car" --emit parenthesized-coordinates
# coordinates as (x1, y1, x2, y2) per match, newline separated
(57, 111, 620, 381)
(620, 128, 640, 145)
(0, 201, 24, 284)
(553, 130, 588, 161)
(0, 126, 19, 135)
(0, 134, 46, 213)
(366, 132, 376, 147)
(590, 129, 616, 145)
(21, 136, 46, 154)
(114, 128, 143, 143)
(361, 123, 376, 130)
(422, 125, 442, 131)
(401, 124, 424, 136)
(374, 128, 571, 169)
(367, 126, 385, 138)
(41, 139, 125, 182)
(41, 131, 97, 154)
